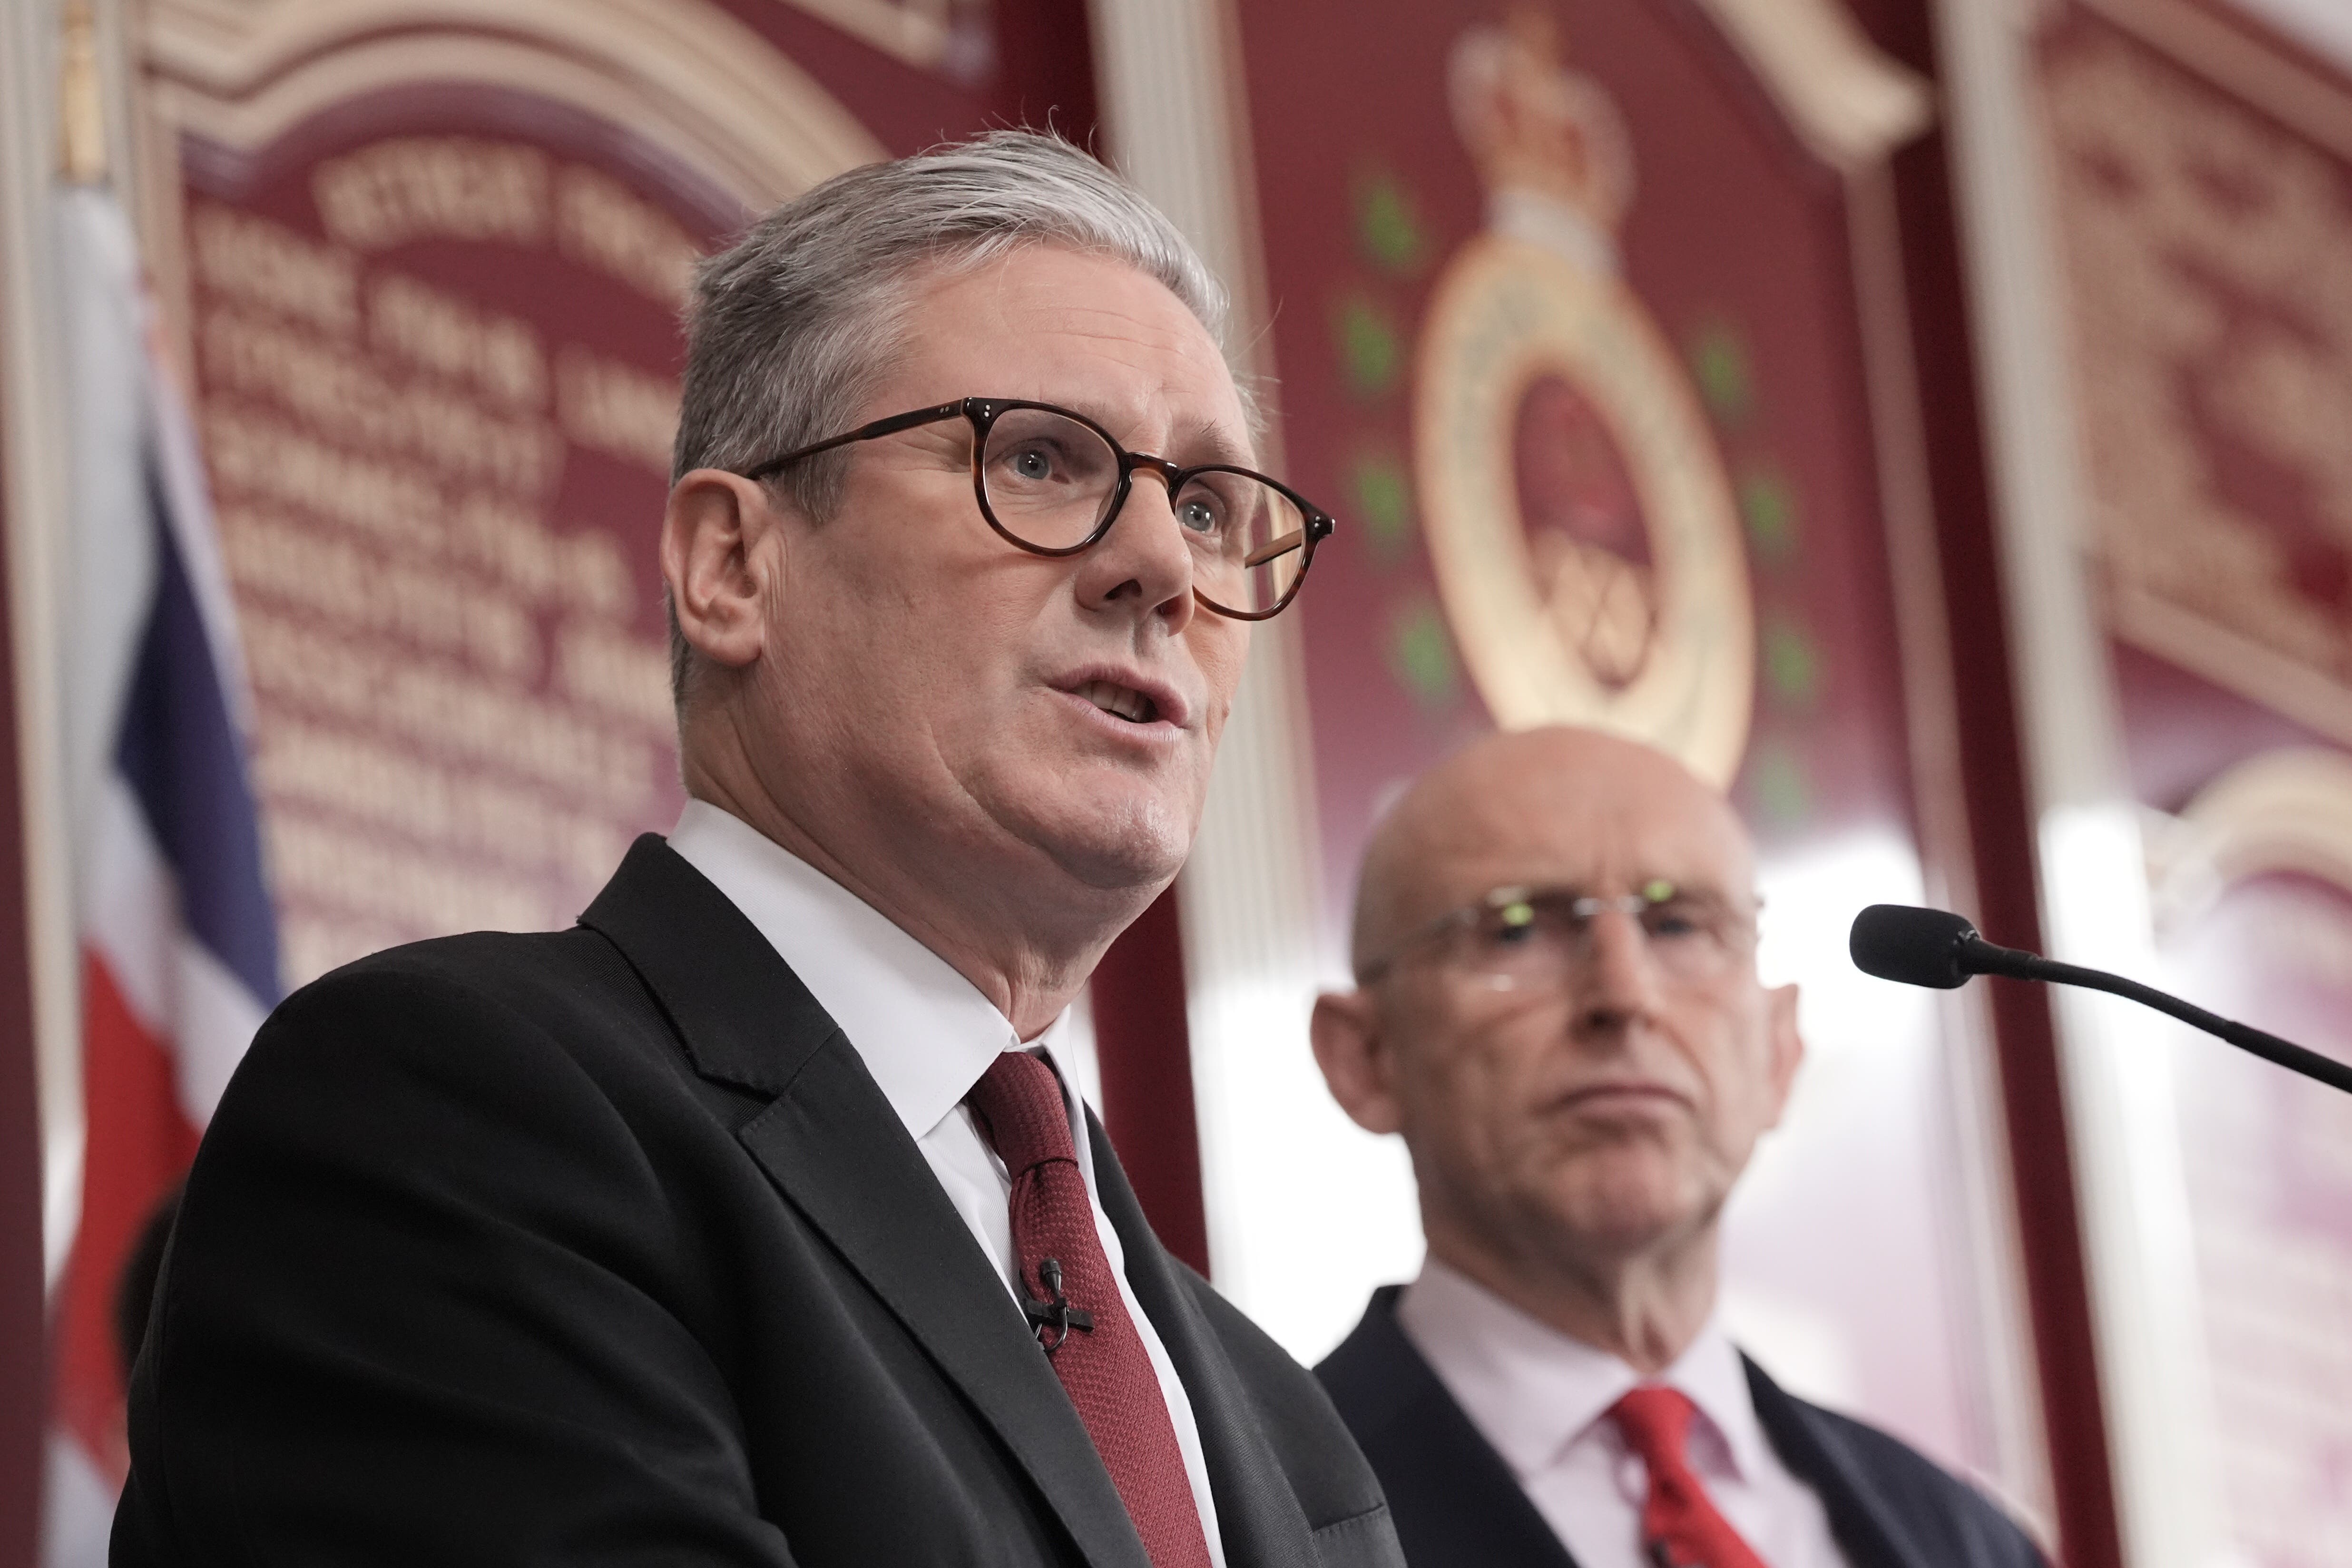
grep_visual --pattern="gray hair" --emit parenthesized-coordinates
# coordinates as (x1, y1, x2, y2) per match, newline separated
(668, 129, 1240, 709)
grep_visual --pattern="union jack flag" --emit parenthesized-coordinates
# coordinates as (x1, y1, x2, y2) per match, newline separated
(43, 182, 280, 1566)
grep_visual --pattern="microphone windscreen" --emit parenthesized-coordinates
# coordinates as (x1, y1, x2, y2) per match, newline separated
(1850, 904, 1980, 989)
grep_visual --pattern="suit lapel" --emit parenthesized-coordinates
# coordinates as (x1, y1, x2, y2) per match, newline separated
(1744, 1356, 1915, 1568)
(742, 1050, 1149, 1568)
(580, 837, 1150, 1568)
(1084, 1109, 1313, 1568)
(1332, 1288, 1580, 1568)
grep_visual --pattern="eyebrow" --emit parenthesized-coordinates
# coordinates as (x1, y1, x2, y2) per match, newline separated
(1175, 414, 1254, 469)
(1053, 400, 1254, 469)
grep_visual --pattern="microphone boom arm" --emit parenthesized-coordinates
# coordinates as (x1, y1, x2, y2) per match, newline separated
(1849, 904, 2352, 1098)
(1970, 937, 2352, 1097)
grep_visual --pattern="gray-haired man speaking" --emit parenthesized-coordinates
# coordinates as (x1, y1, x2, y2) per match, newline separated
(116, 133, 1398, 1568)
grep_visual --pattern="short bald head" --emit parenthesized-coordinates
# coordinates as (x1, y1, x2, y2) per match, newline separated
(1311, 725, 1798, 1353)
(1350, 726, 1756, 980)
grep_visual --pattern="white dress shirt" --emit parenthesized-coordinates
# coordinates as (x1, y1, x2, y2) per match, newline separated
(667, 800, 1226, 1568)
(1397, 1258, 1849, 1568)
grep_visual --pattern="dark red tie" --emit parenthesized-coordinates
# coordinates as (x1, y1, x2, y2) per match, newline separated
(964, 1052, 1213, 1568)
(1609, 1386, 1769, 1568)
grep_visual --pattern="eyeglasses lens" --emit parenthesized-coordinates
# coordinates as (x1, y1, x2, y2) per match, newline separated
(980, 409, 1311, 617)
(1174, 471, 1310, 618)
(980, 408, 1121, 549)
(1460, 893, 1744, 990)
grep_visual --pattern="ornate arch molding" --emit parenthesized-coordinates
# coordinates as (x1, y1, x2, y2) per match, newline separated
(132, 0, 887, 343)
(1694, 0, 1933, 171)
(144, 0, 883, 205)
(2151, 748, 2352, 928)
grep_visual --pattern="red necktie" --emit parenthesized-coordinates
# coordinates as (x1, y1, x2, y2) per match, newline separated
(965, 1052, 1213, 1568)
(1609, 1386, 1769, 1568)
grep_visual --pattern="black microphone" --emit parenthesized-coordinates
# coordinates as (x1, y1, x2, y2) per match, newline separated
(1850, 903, 2352, 1097)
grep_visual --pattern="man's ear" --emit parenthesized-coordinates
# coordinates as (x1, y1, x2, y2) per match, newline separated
(1310, 989, 1406, 1137)
(1761, 981, 1805, 1127)
(662, 469, 779, 672)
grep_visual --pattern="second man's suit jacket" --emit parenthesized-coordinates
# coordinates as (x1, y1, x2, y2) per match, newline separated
(115, 835, 1404, 1568)
(1318, 1288, 2045, 1568)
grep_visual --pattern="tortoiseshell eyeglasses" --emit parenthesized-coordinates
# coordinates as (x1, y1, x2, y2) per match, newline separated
(740, 397, 1334, 620)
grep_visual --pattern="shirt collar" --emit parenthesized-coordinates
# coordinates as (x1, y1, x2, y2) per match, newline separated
(666, 799, 1066, 1142)
(1395, 1256, 1771, 1483)
(1665, 1308, 1775, 1486)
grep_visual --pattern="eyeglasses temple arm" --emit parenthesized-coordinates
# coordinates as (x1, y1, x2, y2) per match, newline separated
(1352, 902, 1485, 986)
(1244, 529, 1303, 568)
(740, 402, 965, 482)
(1237, 506, 1333, 568)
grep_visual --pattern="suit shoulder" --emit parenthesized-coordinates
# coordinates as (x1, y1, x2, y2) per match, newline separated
(267, 925, 653, 1050)
(1314, 1296, 1414, 1437)
(1783, 1395, 2048, 1567)
(313, 923, 631, 1005)
(1795, 1398, 1999, 1507)
(228, 923, 682, 1131)
(1182, 1265, 1338, 1424)
(1315, 1286, 1450, 1450)
(1176, 1272, 1401, 1548)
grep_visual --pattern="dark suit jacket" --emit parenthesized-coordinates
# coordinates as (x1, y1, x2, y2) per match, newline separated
(115, 835, 1402, 1568)
(1317, 1287, 2045, 1568)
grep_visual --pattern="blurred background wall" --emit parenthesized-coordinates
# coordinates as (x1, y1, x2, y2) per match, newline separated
(3, 1, 2352, 1566)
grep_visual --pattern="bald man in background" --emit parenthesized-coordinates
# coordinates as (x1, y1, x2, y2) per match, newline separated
(1310, 727, 2045, 1568)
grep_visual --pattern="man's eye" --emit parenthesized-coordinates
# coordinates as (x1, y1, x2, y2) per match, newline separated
(1646, 911, 1703, 939)
(1178, 497, 1223, 534)
(1011, 447, 1055, 480)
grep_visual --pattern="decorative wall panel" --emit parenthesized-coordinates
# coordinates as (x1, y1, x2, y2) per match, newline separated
(137, 13, 850, 989)
(1231, 0, 2032, 1498)
(2039, 4, 2352, 1559)
(132, 0, 1092, 989)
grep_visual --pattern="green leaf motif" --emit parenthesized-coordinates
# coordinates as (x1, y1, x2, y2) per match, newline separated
(1747, 740, 1812, 829)
(1350, 451, 1415, 565)
(1739, 469, 1797, 564)
(1386, 598, 1460, 708)
(1333, 294, 1403, 400)
(1763, 615, 1821, 710)
(1686, 319, 1753, 429)
(1355, 170, 1427, 276)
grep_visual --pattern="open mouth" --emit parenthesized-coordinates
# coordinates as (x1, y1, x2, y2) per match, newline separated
(1078, 679, 1159, 724)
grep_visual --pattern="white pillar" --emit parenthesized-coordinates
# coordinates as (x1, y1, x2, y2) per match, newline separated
(1931, 2, 2230, 1564)
(1086, 0, 1425, 1357)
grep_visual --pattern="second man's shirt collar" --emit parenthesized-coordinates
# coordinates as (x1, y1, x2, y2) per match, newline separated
(1397, 1254, 1775, 1486)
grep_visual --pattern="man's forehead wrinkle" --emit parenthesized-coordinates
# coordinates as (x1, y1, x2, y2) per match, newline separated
(1180, 415, 1254, 469)
(997, 290, 1219, 373)
(910, 247, 1244, 456)
(943, 250, 1192, 353)
(979, 314, 1233, 425)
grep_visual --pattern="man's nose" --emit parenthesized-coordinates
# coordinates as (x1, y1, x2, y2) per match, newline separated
(1573, 909, 1662, 1031)
(1075, 469, 1198, 626)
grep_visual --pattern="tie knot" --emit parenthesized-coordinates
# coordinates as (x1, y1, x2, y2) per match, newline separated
(1609, 1384, 1698, 1470)
(964, 1051, 1076, 1176)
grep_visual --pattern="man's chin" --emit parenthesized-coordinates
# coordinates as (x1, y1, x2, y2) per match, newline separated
(1541, 1166, 1712, 1256)
(995, 784, 1196, 895)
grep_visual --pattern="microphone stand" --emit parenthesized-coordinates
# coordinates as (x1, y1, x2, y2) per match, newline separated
(1961, 935, 2352, 1098)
